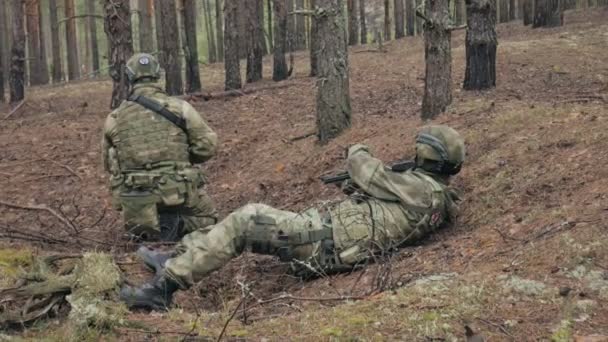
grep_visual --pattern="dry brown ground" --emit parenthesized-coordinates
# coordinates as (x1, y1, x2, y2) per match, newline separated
(1, 8, 608, 341)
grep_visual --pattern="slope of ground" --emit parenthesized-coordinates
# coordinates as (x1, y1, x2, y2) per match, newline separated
(1, 8, 608, 341)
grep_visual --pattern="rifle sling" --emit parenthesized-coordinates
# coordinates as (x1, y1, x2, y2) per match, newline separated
(128, 94, 187, 132)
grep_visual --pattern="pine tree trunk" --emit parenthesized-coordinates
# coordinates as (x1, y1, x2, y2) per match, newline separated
(498, 0, 509, 22)
(10, 0, 26, 103)
(182, 0, 201, 93)
(415, 0, 424, 34)
(87, 0, 100, 76)
(267, 0, 273, 51)
(48, 0, 62, 82)
(157, 0, 183, 95)
(455, 0, 466, 24)
(138, 0, 154, 52)
(246, 0, 264, 83)
(272, 0, 288, 81)
(103, 0, 133, 109)
(394, 0, 405, 38)
(421, 0, 452, 120)
(533, 0, 563, 27)
(359, 0, 368, 43)
(259, 0, 267, 55)
(295, 0, 306, 49)
(523, 0, 533, 24)
(203, 0, 217, 63)
(154, 0, 165, 64)
(0, 0, 5, 103)
(216, 0, 224, 61)
(224, 0, 242, 89)
(26, 0, 43, 85)
(347, 0, 358, 45)
(384, 0, 391, 40)
(406, 0, 415, 35)
(309, 0, 319, 76)
(464, 0, 497, 90)
(64, 0, 80, 80)
(37, 0, 49, 84)
(316, 0, 351, 144)
(509, 0, 516, 19)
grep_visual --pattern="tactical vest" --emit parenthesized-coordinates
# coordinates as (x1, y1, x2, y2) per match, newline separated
(112, 101, 190, 171)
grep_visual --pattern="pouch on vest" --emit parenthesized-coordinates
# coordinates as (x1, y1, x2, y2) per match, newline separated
(109, 174, 124, 211)
(157, 176, 187, 206)
(120, 191, 160, 237)
(178, 168, 205, 208)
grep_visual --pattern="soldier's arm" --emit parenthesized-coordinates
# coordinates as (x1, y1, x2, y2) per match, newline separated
(346, 144, 402, 201)
(181, 102, 218, 164)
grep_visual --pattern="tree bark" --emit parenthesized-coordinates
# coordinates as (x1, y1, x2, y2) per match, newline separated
(36, 0, 49, 84)
(509, 0, 517, 19)
(394, 0, 405, 38)
(87, 0, 100, 76)
(48, 0, 62, 82)
(154, 0, 164, 64)
(406, 0, 415, 35)
(216, 0, 224, 61)
(202, 0, 217, 63)
(0, 0, 6, 102)
(347, 0, 358, 45)
(316, 0, 351, 144)
(455, 0, 467, 24)
(498, 0, 509, 22)
(533, 0, 563, 27)
(103, 0, 133, 109)
(421, 0, 452, 120)
(267, 0, 273, 51)
(64, 0, 79, 80)
(157, 0, 183, 95)
(26, 0, 43, 85)
(523, 0, 533, 24)
(182, 0, 201, 93)
(224, 0, 241, 89)
(138, 0, 154, 52)
(416, 0, 424, 34)
(246, 0, 264, 83)
(295, 0, 307, 49)
(359, 0, 368, 43)
(384, 0, 391, 40)
(10, 0, 26, 103)
(309, 0, 319, 76)
(463, 0, 497, 90)
(272, 0, 288, 81)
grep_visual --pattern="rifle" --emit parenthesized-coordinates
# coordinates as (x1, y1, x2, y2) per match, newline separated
(320, 159, 416, 184)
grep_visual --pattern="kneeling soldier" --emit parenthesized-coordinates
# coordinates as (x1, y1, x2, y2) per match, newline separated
(120, 125, 466, 310)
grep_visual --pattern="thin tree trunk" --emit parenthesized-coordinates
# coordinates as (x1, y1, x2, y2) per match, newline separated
(272, 0, 288, 81)
(224, 0, 241, 89)
(384, 0, 391, 40)
(157, 0, 183, 95)
(216, 0, 224, 61)
(464, 0, 497, 90)
(103, 0, 133, 109)
(394, 0, 405, 38)
(421, 0, 452, 120)
(37, 0, 49, 84)
(359, 0, 368, 43)
(455, 0, 466, 24)
(0, 0, 6, 102)
(309, 0, 318, 76)
(26, 0, 43, 85)
(203, 0, 217, 63)
(533, 0, 563, 27)
(348, 0, 358, 45)
(416, 0, 424, 34)
(10, 0, 26, 103)
(64, 0, 79, 80)
(154, 0, 165, 65)
(48, 0, 62, 82)
(267, 0, 273, 51)
(138, 0, 154, 52)
(509, 0, 516, 19)
(523, 0, 533, 24)
(87, 0, 100, 76)
(246, 0, 264, 83)
(316, 0, 351, 144)
(295, 0, 306, 49)
(498, 0, 509, 22)
(182, 0, 201, 93)
(406, 0, 415, 35)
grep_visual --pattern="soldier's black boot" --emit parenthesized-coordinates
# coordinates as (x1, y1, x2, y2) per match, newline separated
(119, 274, 180, 311)
(137, 246, 175, 275)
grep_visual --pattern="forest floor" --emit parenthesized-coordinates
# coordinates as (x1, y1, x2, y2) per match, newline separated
(1, 8, 608, 341)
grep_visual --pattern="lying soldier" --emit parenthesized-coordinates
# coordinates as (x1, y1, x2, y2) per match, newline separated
(120, 125, 466, 310)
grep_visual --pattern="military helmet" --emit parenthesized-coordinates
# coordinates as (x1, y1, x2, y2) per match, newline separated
(126, 53, 161, 83)
(415, 125, 465, 175)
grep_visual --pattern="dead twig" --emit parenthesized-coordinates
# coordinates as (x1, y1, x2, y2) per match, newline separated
(0, 200, 79, 234)
(476, 317, 515, 339)
(216, 293, 248, 342)
(289, 131, 316, 142)
(3, 100, 26, 120)
(38, 156, 82, 181)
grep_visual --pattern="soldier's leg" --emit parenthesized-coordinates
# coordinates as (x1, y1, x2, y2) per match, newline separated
(180, 188, 218, 235)
(120, 191, 161, 240)
(164, 203, 320, 288)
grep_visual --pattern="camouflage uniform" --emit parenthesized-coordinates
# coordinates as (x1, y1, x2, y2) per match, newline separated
(102, 54, 218, 241)
(120, 125, 465, 310)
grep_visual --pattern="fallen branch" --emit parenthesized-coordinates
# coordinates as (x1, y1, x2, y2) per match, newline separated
(3, 100, 26, 120)
(237, 293, 367, 316)
(476, 317, 515, 339)
(289, 131, 316, 142)
(0, 200, 79, 234)
(40, 157, 82, 181)
(184, 83, 297, 101)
